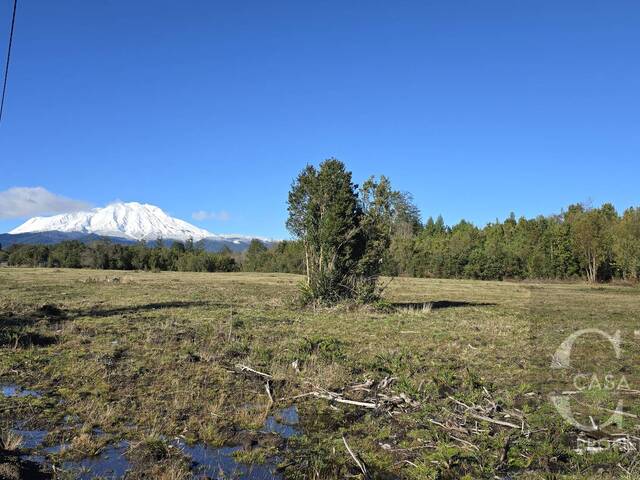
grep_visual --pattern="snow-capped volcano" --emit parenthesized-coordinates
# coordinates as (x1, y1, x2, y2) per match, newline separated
(10, 202, 235, 242)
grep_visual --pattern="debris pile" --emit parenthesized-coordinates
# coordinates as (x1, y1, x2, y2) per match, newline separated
(292, 376, 420, 413)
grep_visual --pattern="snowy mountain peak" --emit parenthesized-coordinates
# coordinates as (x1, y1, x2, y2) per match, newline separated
(10, 202, 217, 241)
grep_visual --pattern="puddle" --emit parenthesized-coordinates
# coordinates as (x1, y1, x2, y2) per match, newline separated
(11, 428, 48, 449)
(262, 406, 299, 439)
(21, 442, 67, 468)
(175, 407, 298, 479)
(6, 422, 129, 479)
(8, 428, 70, 474)
(44, 443, 69, 455)
(22, 437, 284, 480)
(1, 384, 42, 398)
(175, 441, 281, 480)
(8, 406, 299, 479)
(61, 441, 130, 480)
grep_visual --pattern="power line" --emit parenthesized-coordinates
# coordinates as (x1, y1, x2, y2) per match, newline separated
(0, 0, 18, 124)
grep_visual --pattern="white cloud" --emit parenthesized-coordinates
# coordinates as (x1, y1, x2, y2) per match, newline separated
(0, 187, 90, 219)
(192, 210, 230, 221)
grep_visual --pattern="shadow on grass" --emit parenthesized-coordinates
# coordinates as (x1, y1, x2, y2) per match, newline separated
(0, 301, 220, 347)
(0, 318, 58, 347)
(71, 300, 225, 318)
(391, 300, 497, 310)
(0, 307, 61, 348)
(5, 332, 58, 348)
(0, 304, 66, 329)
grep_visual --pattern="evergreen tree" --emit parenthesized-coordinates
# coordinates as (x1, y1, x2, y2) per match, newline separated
(287, 160, 401, 303)
(287, 159, 364, 303)
(243, 239, 269, 271)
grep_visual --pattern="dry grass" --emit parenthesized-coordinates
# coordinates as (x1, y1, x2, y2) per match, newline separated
(0, 430, 22, 451)
(1, 268, 639, 478)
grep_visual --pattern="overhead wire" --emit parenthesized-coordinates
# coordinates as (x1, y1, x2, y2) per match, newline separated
(0, 0, 18, 123)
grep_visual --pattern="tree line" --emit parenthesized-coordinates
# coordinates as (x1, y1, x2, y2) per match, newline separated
(392, 203, 639, 282)
(1, 239, 238, 272)
(247, 159, 640, 287)
(3, 203, 638, 284)
(244, 201, 640, 283)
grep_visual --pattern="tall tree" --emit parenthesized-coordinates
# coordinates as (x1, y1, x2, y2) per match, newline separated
(287, 160, 398, 303)
(567, 204, 616, 282)
(243, 239, 269, 272)
(357, 176, 397, 300)
(613, 207, 640, 280)
(287, 159, 363, 303)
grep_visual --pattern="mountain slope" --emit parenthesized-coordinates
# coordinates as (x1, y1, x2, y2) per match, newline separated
(5, 201, 274, 252)
(0, 231, 136, 248)
(0, 231, 267, 252)
(10, 202, 214, 241)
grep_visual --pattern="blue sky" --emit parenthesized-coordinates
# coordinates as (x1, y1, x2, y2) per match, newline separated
(1, 1, 639, 238)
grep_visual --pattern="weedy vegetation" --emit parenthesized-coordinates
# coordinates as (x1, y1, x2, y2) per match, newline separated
(1, 268, 639, 478)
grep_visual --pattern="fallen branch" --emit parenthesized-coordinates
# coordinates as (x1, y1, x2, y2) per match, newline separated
(427, 418, 470, 435)
(469, 413, 520, 429)
(314, 392, 377, 409)
(446, 394, 523, 430)
(287, 379, 419, 412)
(265, 381, 274, 405)
(343, 436, 369, 479)
(450, 434, 480, 451)
(447, 395, 472, 410)
(235, 364, 273, 379)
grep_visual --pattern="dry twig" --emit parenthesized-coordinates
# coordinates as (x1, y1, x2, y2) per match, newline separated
(343, 435, 369, 478)
(235, 364, 273, 379)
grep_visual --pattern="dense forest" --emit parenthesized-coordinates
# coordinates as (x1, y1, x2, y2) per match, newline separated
(2, 202, 639, 283)
(247, 201, 640, 283)
(0, 239, 238, 272)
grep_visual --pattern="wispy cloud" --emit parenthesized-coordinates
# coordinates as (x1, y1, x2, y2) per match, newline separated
(0, 187, 90, 219)
(192, 210, 230, 221)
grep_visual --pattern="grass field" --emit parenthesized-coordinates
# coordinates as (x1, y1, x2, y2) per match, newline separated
(1, 268, 640, 479)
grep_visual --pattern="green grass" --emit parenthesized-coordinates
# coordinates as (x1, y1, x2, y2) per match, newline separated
(1, 268, 639, 479)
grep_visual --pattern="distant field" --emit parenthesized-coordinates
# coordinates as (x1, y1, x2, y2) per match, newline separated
(1, 268, 639, 479)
